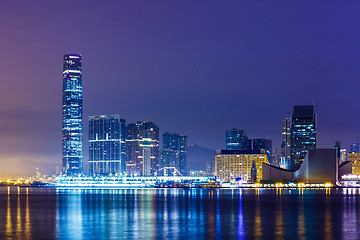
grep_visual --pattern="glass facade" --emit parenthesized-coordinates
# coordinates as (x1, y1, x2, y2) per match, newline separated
(62, 53, 83, 175)
(253, 138, 272, 164)
(89, 115, 124, 175)
(350, 141, 359, 153)
(120, 119, 127, 172)
(126, 122, 159, 176)
(161, 132, 188, 176)
(280, 118, 291, 161)
(225, 129, 252, 150)
(290, 105, 316, 169)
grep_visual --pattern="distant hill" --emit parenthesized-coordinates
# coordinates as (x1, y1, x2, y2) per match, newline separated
(187, 144, 216, 171)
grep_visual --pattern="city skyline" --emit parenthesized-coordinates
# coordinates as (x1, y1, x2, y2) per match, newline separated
(1, 1, 360, 177)
(2, 2, 360, 240)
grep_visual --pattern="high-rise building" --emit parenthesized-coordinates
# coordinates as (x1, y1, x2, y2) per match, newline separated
(160, 132, 188, 175)
(280, 118, 291, 161)
(290, 105, 316, 169)
(89, 115, 125, 175)
(253, 138, 272, 164)
(340, 149, 347, 164)
(62, 53, 83, 175)
(271, 149, 279, 167)
(215, 150, 267, 182)
(126, 122, 159, 176)
(226, 129, 252, 150)
(350, 141, 359, 153)
(120, 119, 127, 172)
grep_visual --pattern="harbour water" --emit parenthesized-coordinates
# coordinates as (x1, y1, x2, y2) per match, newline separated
(1, 186, 360, 239)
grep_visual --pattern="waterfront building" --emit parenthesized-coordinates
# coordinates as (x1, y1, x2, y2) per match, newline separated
(160, 132, 188, 175)
(57, 175, 213, 187)
(348, 152, 360, 175)
(120, 119, 127, 172)
(290, 105, 316, 169)
(280, 118, 291, 162)
(226, 129, 252, 150)
(126, 122, 159, 176)
(263, 149, 338, 185)
(62, 53, 83, 175)
(215, 150, 267, 182)
(89, 115, 125, 175)
(253, 138, 272, 164)
(350, 141, 359, 153)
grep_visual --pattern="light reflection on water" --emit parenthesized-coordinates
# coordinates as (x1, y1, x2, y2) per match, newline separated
(1, 187, 360, 239)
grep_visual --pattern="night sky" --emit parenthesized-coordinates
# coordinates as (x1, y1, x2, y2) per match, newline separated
(1, 1, 359, 177)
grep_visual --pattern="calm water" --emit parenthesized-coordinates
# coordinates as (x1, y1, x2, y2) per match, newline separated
(1, 187, 360, 239)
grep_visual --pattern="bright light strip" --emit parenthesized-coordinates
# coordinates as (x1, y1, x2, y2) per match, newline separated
(63, 70, 81, 74)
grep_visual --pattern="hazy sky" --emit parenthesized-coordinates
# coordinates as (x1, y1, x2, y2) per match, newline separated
(0, 1, 359, 177)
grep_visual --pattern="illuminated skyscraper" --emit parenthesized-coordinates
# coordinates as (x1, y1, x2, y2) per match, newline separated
(226, 129, 252, 150)
(340, 149, 347, 164)
(160, 132, 188, 175)
(120, 119, 127, 172)
(62, 53, 83, 175)
(350, 141, 359, 153)
(253, 138, 272, 164)
(126, 122, 159, 176)
(290, 105, 316, 169)
(280, 118, 291, 162)
(89, 115, 125, 175)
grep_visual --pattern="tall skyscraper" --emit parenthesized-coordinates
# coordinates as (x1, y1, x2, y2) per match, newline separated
(280, 118, 291, 161)
(253, 138, 272, 164)
(226, 129, 252, 150)
(62, 53, 83, 175)
(89, 115, 125, 175)
(160, 132, 188, 175)
(350, 141, 359, 153)
(290, 105, 316, 169)
(120, 119, 127, 173)
(340, 149, 347, 164)
(126, 122, 159, 176)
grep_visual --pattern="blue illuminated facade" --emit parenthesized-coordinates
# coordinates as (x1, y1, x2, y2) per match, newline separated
(350, 141, 359, 153)
(253, 138, 272, 164)
(226, 129, 252, 150)
(161, 132, 188, 175)
(120, 119, 127, 172)
(89, 115, 124, 175)
(290, 105, 316, 169)
(62, 53, 83, 175)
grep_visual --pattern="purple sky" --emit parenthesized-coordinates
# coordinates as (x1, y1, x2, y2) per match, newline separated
(0, 1, 359, 177)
